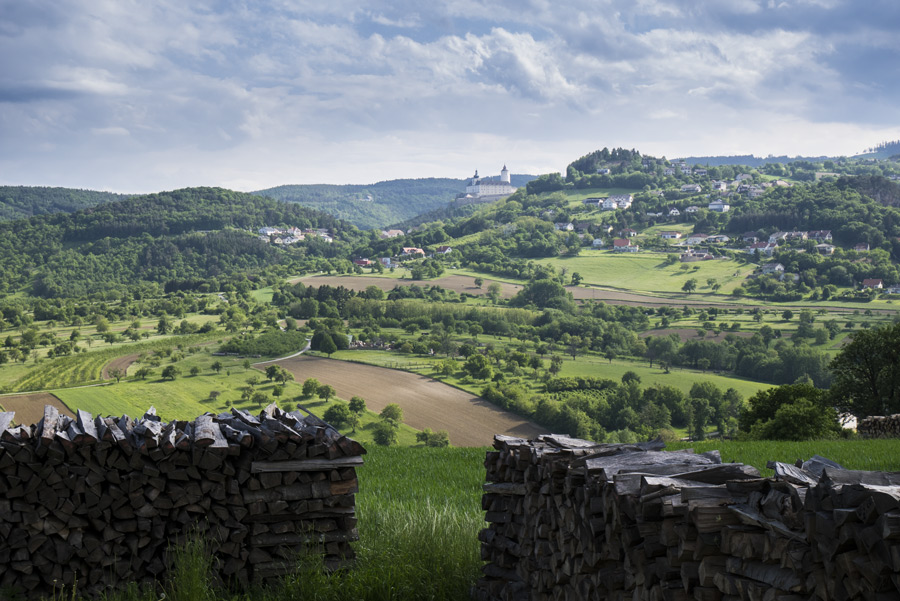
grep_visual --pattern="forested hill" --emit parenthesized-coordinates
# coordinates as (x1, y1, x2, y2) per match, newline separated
(0, 186, 129, 221)
(0, 187, 356, 299)
(255, 175, 536, 230)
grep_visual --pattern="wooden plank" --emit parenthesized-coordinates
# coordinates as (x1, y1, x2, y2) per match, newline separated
(250, 457, 364, 472)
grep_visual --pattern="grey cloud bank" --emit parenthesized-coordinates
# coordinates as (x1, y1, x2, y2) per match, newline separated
(0, 0, 898, 192)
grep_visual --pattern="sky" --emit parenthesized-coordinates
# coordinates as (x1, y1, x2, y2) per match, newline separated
(1, 0, 899, 193)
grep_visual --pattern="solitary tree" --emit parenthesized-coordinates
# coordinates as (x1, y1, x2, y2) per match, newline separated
(211, 360, 223, 374)
(320, 334, 338, 357)
(682, 278, 697, 294)
(323, 404, 353, 428)
(349, 396, 367, 414)
(302, 378, 321, 397)
(317, 384, 336, 402)
(380, 403, 404, 423)
(161, 365, 179, 380)
(829, 321, 900, 417)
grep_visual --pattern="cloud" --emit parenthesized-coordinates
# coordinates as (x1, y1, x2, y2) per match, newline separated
(0, 0, 897, 191)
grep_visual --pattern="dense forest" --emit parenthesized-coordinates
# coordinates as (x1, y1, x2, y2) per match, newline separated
(0, 188, 362, 299)
(0, 186, 129, 221)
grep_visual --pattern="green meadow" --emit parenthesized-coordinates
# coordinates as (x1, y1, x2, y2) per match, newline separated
(538, 250, 754, 294)
(53, 350, 420, 448)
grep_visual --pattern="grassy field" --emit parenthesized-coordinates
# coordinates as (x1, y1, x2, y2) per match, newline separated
(53, 350, 421, 447)
(2, 332, 223, 393)
(327, 346, 772, 402)
(557, 354, 770, 398)
(539, 251, 753, 294)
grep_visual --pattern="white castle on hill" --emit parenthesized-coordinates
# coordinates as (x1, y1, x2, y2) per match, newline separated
(457, 165, 516, 202)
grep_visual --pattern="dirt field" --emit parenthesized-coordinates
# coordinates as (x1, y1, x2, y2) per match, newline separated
(0, 392, 74, 425)
(295, 274, 523, 298)
(102, 354, 140, 380)
(271, 355, 547, 447)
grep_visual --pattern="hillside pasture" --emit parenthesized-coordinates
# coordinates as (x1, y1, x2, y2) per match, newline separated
(270, 355, 548, 446)
(540, 250, 754, 295)
(556, 354, 770, 399)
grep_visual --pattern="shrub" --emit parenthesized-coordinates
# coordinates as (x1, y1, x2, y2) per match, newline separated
(372, 421, 398, 446)
(416, 428, 451, 447)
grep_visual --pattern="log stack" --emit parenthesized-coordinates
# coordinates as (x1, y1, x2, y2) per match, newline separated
(475, 434, 900, 601)
(0, 404, 364, 598)
(857, 414, 900, 438)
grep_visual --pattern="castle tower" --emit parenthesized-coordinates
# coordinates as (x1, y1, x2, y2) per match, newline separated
(500, 165, 510, 184)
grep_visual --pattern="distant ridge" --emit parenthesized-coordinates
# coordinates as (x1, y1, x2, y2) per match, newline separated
(256, 174, 535, 230)
(0, 186, 130, 221)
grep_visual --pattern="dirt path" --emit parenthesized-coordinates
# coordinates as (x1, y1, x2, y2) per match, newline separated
(271, 355, 547, 447)
(102, 354, 140, 380)
(0, 392, 74, 425)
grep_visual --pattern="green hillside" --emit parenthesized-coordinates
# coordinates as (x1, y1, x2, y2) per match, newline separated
(0, 187, 362, 298)
(0, 186, 129, 221)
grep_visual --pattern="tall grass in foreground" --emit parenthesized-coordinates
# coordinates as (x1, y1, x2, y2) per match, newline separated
(95, 445, 487, 601)
(73, 439, 900, 601)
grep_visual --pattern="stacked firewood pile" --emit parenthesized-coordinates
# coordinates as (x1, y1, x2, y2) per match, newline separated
(475, 434, 900, 601)
(857, 414, 900, 438)
(0, 404, 364, 597)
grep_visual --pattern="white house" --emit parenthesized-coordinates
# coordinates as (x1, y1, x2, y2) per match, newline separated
(686, 233, 709, 245)
(685, 206, 700, 214)
(592, 238, 606, 248)
(747, 242, 778, 256)
(761, 263, 785, 274)
(602, 194, 633, 210)
(664, 168, 676, 176)
(862, 278, 883, 289)
(597, 168, 611, 175)
(381, 229, 404, 238)
(612, 239, 639, 252)
(708, 201, 730, 213)
(681, 184, 702, 193)
(660, 231, 683, 240)
(706, 234, 730, 243)
(554, 222, 575, 231)
(668, 208, 681, 217)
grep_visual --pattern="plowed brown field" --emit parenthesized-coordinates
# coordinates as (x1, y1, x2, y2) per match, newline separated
(0, 392, 74, 425)
(271, 355, 547, 447)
